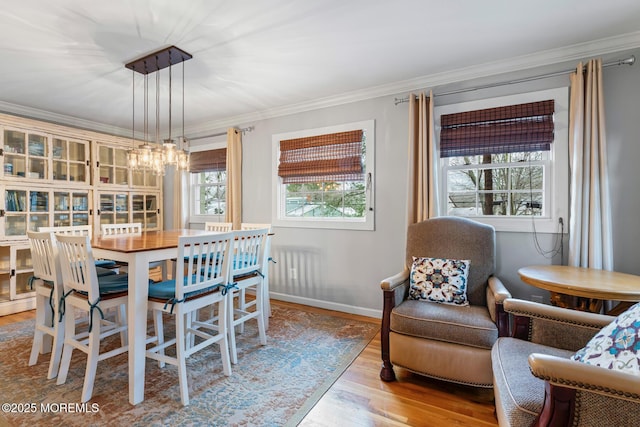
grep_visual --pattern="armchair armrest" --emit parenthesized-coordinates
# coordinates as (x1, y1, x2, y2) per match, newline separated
(379, 269, 410, 382)
(487, 276, 511, 303)
(528, 353, 640, 426)
(486, 276, 511, 335)
(528, 353, 640, 401)
(505, 298, 614, 351)
(380, 269, 410, 291)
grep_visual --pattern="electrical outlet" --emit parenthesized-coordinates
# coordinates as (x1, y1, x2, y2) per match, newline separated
(289, 267, 298, 281)
(531, 295, 544, 303)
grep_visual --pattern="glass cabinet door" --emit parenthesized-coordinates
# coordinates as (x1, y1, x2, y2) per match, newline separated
(2, 188, 52, 238)
(98, 145, 129, 186)
(132, 193, 159, 230)
(53, 137, 89, 184)
(54, 191, 90, 226)
(14, 246, 33, 298)
(99, 192, 129, 225)
(132, 169, 159, 188)
(29, 190, 49, 232)
(4, 188, 28, 236)
(3, 129, 48, 180)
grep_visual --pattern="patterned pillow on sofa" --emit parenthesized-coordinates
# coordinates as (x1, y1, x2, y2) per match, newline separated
(571, 302, 640, 376)
(408, 256, 470, 306)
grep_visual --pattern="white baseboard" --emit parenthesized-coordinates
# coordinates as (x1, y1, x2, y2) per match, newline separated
(269, 292, 382, 319)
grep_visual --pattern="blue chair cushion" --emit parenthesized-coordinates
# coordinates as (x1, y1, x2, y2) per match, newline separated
(96, 274, 130, 295)
(95, 259, 117, 268)
(149, 276, 219, 300)
(232, 253, 258, 269)
(96, 266, 117, 277)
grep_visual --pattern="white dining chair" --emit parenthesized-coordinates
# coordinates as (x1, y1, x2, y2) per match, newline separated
(226, 228, 269, 364)
(146, 232, 233, 406)
(26, 230, 65, 379)
(204, 221, 233, 232)
(239, 223, 273, 327)
(39, 225, 120, 273)
(55, 234, 131, 403)
(101, 222, 143, 236)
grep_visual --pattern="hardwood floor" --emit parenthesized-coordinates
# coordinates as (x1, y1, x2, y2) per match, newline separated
(0, 302, 498, 427)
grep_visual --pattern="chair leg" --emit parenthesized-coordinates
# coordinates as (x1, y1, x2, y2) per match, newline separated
(56, 306, 76, 385)
(152, 309, 165, 368)
(117, 304, 128, 347)
(28, 295, 47, 366)
(217, 297, 232, 376)
(238, 289, 246, 334)
(255, 284, 267, 346)
(227, 292, 238, 365)
(81, 310, 101, 403)
(47, 313, 65, 380)
(175, 311, 190, 406)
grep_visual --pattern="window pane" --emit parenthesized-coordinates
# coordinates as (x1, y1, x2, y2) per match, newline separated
(511, 192, 543, 216)
(510, 151, 543, 162)
(284, 180, 366, 219)
(447, 169, 477, 192)
(447, 193, 478, 216)
(478, 192, 508, 215)
(510, 166, 543, 190)
(477, 168, 508, 191)
(446, 155, 480, 166)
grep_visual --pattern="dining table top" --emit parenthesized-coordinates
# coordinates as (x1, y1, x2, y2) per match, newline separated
(518, 265, 640, 302)
(91, 228, 214, 253)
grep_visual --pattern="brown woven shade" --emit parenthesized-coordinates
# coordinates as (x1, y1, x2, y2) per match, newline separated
(278, 130, 364, 184)
(440, 99, 554, 158)
(189, 148, 227, 173)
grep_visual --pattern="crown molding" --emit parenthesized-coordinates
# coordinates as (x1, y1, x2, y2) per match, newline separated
(189, 31, 640, 134)
(0, 100, 133, 138)
(4, 31, 640, 138)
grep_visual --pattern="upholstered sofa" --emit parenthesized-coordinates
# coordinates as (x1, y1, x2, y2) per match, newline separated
(492, 298, 640, 426)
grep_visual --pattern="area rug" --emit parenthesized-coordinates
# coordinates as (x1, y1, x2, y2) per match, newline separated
(0, 302, 379, 426)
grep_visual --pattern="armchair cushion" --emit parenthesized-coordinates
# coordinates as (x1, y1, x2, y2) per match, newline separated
(492, 337, 575, 426)
(571, 302, 640, 376)
(391, 300, 497, 349)
(409, 256, 470, 306)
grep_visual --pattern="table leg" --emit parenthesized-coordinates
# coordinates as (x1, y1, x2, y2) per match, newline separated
(128, 255, 149, 405)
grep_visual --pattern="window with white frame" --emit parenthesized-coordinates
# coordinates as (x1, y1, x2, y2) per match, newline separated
(272, 120, 375, 230)
(189, 147, 227, 217)
(435, 88, 569, 233)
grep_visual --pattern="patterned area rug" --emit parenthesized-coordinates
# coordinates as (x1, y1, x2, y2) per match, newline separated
(0, 302, 379, 426)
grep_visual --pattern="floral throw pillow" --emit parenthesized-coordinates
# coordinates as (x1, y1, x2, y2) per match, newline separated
(571, 302, 640, 377)
(408, 256, 470, 306)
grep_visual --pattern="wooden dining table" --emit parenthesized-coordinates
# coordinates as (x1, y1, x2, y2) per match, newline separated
(91, 228, 213, 405)
(518, 265, 640, 314)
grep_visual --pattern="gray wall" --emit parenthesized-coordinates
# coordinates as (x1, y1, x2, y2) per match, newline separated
(193, 47, 640, 317)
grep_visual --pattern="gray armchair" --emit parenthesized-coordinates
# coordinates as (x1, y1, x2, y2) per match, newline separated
(380, 216, 511, 387)
(493, 298, 640, 426)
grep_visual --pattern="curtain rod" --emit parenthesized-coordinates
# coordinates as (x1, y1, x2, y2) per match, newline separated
(188, 125, 255, 141)
(394, 55, 635, 105)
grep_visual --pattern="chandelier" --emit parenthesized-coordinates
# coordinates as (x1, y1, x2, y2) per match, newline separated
(125, 46, 191, 175)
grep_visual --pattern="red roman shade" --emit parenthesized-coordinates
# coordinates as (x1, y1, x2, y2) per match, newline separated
(189, 148, 227, 173)
(439, 99, 555, 158)
(277, 130, 364, 184)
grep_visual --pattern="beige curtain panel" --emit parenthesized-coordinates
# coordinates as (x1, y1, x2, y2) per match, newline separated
(407, 91, 439, 224)
(225, 128, 242, 230)
(568, 59, 613, 270)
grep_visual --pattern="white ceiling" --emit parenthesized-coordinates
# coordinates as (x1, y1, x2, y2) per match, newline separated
(1, 0, 640, 138)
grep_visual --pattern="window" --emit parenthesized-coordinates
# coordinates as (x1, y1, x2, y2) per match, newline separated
(272, 120, 375, 230)
(435, 88, 569, 233)
(189, 147, 227, 217)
